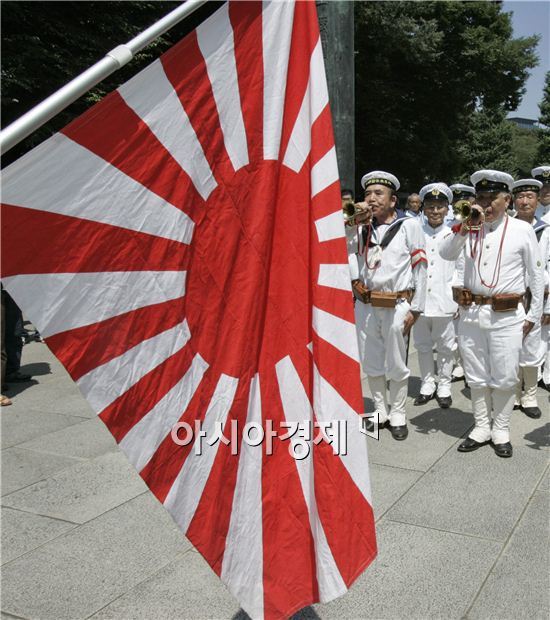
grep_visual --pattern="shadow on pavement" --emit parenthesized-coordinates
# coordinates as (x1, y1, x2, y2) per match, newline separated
(410, 407, 473, 438)
(524, 422, 550, 450)
(20, 362, 51, 377)
(2, 378, 39, 398)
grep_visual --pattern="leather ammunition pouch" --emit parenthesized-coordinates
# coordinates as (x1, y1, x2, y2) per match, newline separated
(370, 290, 413, 308)
(490, 294, 522, 312)
(352, 280, 370, 304)
(452, 287, 472, 307)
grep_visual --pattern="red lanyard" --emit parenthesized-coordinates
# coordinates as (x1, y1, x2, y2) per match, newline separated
(475, 216, 509, 289)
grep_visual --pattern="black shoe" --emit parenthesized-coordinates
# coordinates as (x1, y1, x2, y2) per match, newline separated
(389, 424, 408, 440)
(522, 406, 541, 419)
(457, 437, 489, 452)
(436, 395, 452, 409)
(493, 442, 513, 458)
(538, 378, 550, 392)
(413, 392, 435, 406)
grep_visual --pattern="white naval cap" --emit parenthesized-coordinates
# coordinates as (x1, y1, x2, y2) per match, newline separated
(419, 182, 453, 204)
(531, 165, 550, 185)
(513, 178, 543, 193)
(449, 183, 475, 198)
(470, 169, 514, 193)
(360, 170, 400, 191)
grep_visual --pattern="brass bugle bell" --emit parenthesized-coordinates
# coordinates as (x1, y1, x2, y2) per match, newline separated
(453, 199, 481, 230)
(344, 203, 372, 226)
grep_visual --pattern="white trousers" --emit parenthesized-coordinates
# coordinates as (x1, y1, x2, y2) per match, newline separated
(459, 316, 522, 445)
(519, 321, 545, 367)
(458, 319, 522, 390)
(355, 300, 410, 382)
(542, 323, 550, 385)
(355, 300, 411, 426)
(413, 316, 455, 397)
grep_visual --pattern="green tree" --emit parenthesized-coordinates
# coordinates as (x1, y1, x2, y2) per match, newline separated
(354, 0, 539, 192)
(1, 1, 222, 165)
(536, 71, 550, 163)
(457, 108, 518, 179)
(509, 124, 539, 177)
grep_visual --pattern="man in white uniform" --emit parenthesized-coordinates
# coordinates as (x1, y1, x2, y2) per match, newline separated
(350, 171, 427, 440)
(532, 166, 550, 222)
(413, 183, 457, 409)
(513, 179, 548, 418)
(447, 184, 475, 381)
(440, 170, 544, 458)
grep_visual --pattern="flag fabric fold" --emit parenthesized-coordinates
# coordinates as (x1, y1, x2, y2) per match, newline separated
(1, 2, 376, 618)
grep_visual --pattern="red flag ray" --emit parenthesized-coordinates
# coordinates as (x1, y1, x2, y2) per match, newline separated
(0, 2, 377, 618)
(46, 297, 186, 382)
(1, 205, 189, 277)
(62, 92, 207, 214)
(259, 363, 319, 619)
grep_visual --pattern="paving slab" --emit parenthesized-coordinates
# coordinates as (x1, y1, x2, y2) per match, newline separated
(385, 438, 549, 542)
(16, 417, 117, 460)
(2, 451, 147, 523)
(0, 493, 191, 620)
(1, 408, 83, 450)
(467, 491, 550, 619)
(90, 549, 241, 620)
(536, 464, 550, 492)
(1, 447, 83, 496)
(5, 381, 95, 419)
(310, 520, 501, 619)
(368, 462, 423, 520)
(1, 506, 76, 565)
(366, 403, 473, 472)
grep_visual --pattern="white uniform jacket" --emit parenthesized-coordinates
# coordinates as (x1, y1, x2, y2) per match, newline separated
(350, 212, 427, 313)
(422, 222, 457, 317)
(535, 202, 550, 222)
(439, 216, 544, 327)
(539, 226, 550, 315)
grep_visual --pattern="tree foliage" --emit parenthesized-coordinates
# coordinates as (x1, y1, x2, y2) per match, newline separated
(354, 0, 539, 192)
(536, 71, 550, 163)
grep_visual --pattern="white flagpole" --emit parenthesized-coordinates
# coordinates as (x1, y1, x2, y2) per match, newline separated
(0, 0, 208, 155)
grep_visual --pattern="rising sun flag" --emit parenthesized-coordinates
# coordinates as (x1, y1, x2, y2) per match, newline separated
(1, 1, 376, 617)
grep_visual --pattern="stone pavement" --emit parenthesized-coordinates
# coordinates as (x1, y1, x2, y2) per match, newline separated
(1, 341, 549, 620)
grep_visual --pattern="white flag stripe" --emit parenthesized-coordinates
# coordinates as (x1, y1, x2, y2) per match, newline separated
(119, 353, 209, 472)
(313, 365, 372, 503)
(318, 264, 352, 292)
(282, 39, 328, 172)
(197, 3, 249, 171)
(1, 134, 194, 244)
(78, 319, 191, 415)
(2, 271, 186, 339)
(118, 59, 217, 202)
(281, 80, 311, 172)
(221, 374, 264, 620)
(312, 306, 359, 362)
(263, 0, 295, 160)
(164, 373, 239, 532)
(314, 211, 346, 242)
(275, 356, 347, 601)
(311, 146, 339, 198)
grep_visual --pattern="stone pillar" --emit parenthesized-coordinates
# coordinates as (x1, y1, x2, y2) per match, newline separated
(316, 0, 355, 193)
